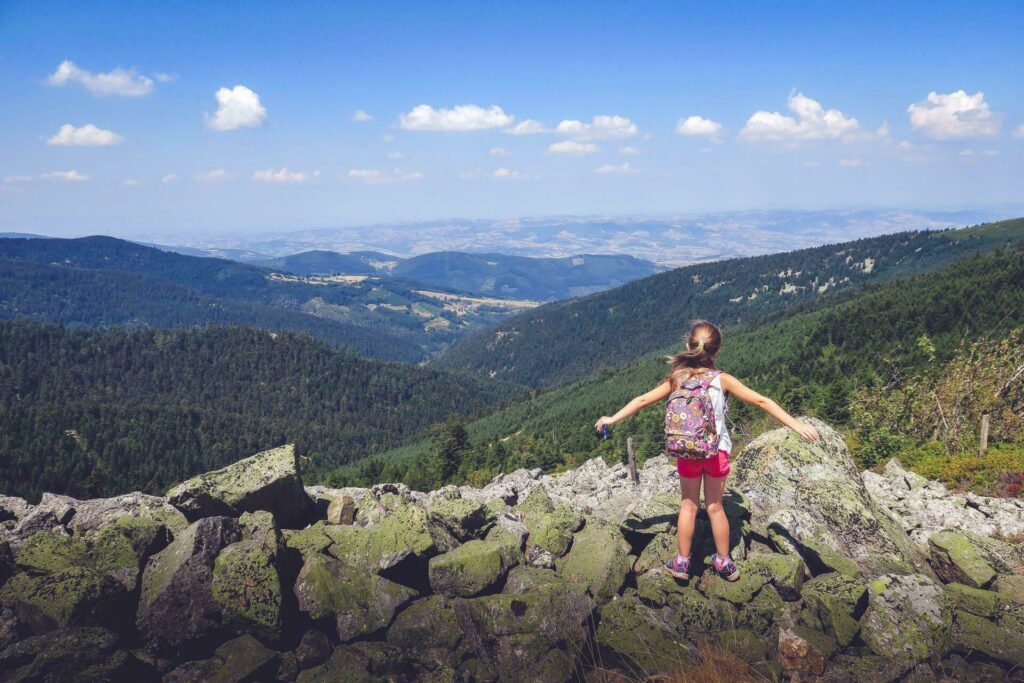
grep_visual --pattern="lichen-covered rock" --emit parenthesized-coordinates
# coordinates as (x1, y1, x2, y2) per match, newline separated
(952, 609, 1024, 668)
(502, 565, 566, 594)
(63, 492, 187, 534)
(428, 498, 491, 544)
(283, 521, 332, 561)
(135, 516, 241, 652)
(737, 584, 786, 634)
(296, 643, 411, 683)
(166, 444, 314, 527)
(993, 575, 1024, 605)
(163, 634, 278, 683)
(778, 624, 836, 677)
(732, 418, 925, 578)
(0, 567, 123, 633)
(698, 569, 767, 605)
(944, 582, 1002, 618)
(238, 510, 281, 551)
(596, 595, 693, 673)
(529, 506, 583, 558)
(211, 539, 282, 640)
(620, 492, 678, 539)
(324, 503, 435, 573)
(800, 572, 867, 647)
(0, 626, 135, 682)
(326, 494, 355, 525)
(822, 654, 908, 683)
(635, 570, 736, 636)
(515, 487, 554, 519)
(743, 553, 805, 601)
(860, 574, 952, 663)
(927, 529, 1021, 588)
(428, 538, 518, 598)
(557, 522, 631, 604)
(386, 596, 464, 672)
(294, 628, 332, 670)
(293, 554, 415, 641)
(633, 532, 676, 576)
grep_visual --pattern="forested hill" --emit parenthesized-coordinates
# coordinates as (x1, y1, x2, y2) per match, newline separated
(433, 218, 1024, 389)
(0, 323, 525, 501)
(352, 249, 1024, 486)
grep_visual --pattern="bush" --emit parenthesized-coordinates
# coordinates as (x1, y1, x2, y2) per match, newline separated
(897, 442, 1024, 498)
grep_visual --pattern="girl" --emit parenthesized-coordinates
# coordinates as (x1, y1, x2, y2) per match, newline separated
(594, 320, 818, 582)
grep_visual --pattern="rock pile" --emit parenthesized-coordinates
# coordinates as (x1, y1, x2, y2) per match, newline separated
(1, 424, 1022, 681)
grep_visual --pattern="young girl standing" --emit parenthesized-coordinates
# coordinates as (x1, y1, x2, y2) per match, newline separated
(594, 321, 818, 582)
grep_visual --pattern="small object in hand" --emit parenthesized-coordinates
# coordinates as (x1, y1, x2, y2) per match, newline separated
(600, 424, 610, 440)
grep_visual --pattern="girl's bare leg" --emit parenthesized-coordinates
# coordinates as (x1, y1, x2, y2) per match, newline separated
(702, 474, 732, 558)
(676, 475, 702, 557)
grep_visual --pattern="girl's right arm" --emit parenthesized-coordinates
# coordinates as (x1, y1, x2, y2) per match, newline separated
(594, 380, 673, 432)
(719, 373, 819, 442)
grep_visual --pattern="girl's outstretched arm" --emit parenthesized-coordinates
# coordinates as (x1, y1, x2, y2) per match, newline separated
(594, 380, 672, 432)
(719, 373, 820, 442)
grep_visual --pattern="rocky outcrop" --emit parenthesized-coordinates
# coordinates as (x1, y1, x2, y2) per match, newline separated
(1, 426, 1023, 681)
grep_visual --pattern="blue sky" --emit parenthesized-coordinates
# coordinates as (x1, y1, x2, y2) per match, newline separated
(1, 1, 1022, 238)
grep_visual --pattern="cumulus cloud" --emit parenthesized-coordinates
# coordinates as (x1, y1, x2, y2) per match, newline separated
(346, 168, 424, 185)
(547, 140, 599, 155)
(619, 146, 641, 156)
(352, 109, 373, 122)
(205, 85, 267, 131)
(907, 91, 998, 140)
(492, 167, 524, 179)
(676, 116, 722, 139)
(196, 169, 233, 183)
(41, 170, 89, 182)
(503, 119, 548, 135)
(740, 92, 860, 142)
(253, 168, 320, 183)
(594, 162, 634, 174)
(47, 123, 123, 147)
(555, 115, 637, 140)
(399, 104, 513, 131)
(154, 73, 177, 83)
(489, 147, 510, 157)
(47, 60, 153, 96)
(162, 173, 180, 184)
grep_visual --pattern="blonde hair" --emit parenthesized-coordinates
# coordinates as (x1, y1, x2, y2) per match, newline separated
(665, 321, 722, 388)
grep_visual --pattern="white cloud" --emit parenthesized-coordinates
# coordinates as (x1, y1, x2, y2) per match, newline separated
(907, 91, 998, 140)
(740, 92, 860, 142)
(253, 168, 320, 183)
(205, 85, 267, 131)
(839, 158, 864, 167)
(676, 115, 722, 139)
(41, 170, 89, 182)
(162, 173, 180, 184)
(489, 147, 510, 157)
(196, 169, 233, 184)
(503, 119, 548, 135)
(46, 60, 153, 97)
(594, 162, 634, 174)
(959, 149, 999, 158)
(387, 151, 405, 159)
(122, 178, 142, 187)
(3, 175, 34, 183)
(154, 73, 177, 83)
(352, 109, 373, 122)
(399, 104, 513, 131)
(47, 123, 123, 147)
(492, 167, 524, 179)
(555, 115, 638, 140)
(547, 140, 599, 155)
(802, 161, 822, 169)
(1013, 124, 1024, 139)
(618, 146, 641, 156)
(897, 140, 913, 150)
(346, 168, 423, 185)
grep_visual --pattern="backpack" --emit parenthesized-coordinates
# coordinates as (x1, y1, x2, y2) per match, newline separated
(664, 370, 722, 459)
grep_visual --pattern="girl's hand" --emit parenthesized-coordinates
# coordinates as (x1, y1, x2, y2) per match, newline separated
(792, 421, 820, 442)
(594, 416, 613, 432)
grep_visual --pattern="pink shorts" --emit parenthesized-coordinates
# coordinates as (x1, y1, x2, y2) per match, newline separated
(677, 450, 731, 478)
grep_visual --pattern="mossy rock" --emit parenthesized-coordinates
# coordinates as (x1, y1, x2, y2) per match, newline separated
(283, 522, 332, 561)
(297, 643, 410, 683)
(943, 582, 1002, 618)
(0, 567, 123, 632)
(743, 553, 804, 600)
(993, 575, 1024, 606)
(595, 595, 692, 673)
(325, 504, 435, 573)
(697, 568, 766, 605)
(293, 554, 416, 642)
(428, 538, 517, 598)
(294, 628, 332, 670)
(620, 492, 678, 539)
(530, 507, 582, 558)
(716, 629, 768, 664)
(737, 584, 785, 634)
(800, 572, 867, 647)
(928, 530, 998, 588)
(860, 574, 952, 663)
(556, 522, 631, 605)
(211, 539, 283, 640)
(14, 532, 89, 575)
(502, 565, 566, 595)
(767, 517, 862, 578)
(636, 571, 735, 636)
(386, 596, 464, 671)
(952, 609, 1024, 668)
(164, 634, 279, 683)
(636, 569, 685, 608)
(633, 532, 676, 576)
(238, 510, 282, 553)
(428, 498, 491, 542)
(0, 626, 134, 683)
(514, 487, 553, 519)
(822, 654, 908, 683)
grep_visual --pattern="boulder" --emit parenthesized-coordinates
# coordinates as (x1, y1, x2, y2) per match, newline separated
(800, 572, 867, 647)
(635, 570, 736, 635)
(163, 634, 279, 683)
(619, 492, 678, 540)
(743, 553, 805, 601)
(778, 624, 836, 677)
(737, 583, 786, 635)
(595, 595, 693, 673)
(502, 565, 567, 595)
(294, 628, 332, 670)
(0, 542, 12, 586)
(386, 595, 465, 672)
(325, 494, 356, 525)
(732, 418, 925, 578)
(293, 554, 415, 641)
(428, 497, 492, 544)
(0, 626, 135, 682)
(323, 502, 435, 573)
(238, 510, 282, 551)
(927, 529, 1021, 588)
(135, 516, 241, 652)
(296, 643, 411, 683)
(634, 532, 676, 576)
(952, 609, 1024, 668)
(282, 521, 332, 561)
(211, 539, 283, 640)
(428, 538, 519, 598)
(529, 506, 583, 558)
(993, 575, 1024, 605)
(944, 583, 1001, 618)
(57, 492, 186, 534)
(698, 569, 767, 605)
(166, 444, 314, 527)
(860, 574, 952, 663)
(0, 496, 30, 524)
(556, 522, 631, 604)
(0, 567, 124, 634)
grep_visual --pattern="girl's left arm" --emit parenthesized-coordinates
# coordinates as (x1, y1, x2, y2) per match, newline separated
(594, 380, 672, 432)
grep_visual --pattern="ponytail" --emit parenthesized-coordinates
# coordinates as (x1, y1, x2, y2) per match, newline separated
(665, 321, 722, 388)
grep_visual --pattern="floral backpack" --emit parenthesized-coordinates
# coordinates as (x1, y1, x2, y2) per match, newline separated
(664, 370, 722, 459)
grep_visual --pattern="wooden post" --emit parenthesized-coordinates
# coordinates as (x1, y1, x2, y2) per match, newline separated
(979, 414, 990, 456)
(626, 437, 639, 486)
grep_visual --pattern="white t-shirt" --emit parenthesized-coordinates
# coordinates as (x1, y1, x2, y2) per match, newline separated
(709, 373, 732, 454)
